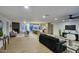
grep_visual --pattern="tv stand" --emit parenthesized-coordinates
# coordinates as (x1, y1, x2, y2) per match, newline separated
(62, 32, 79, 41)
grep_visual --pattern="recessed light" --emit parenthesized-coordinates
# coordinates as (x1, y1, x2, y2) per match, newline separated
(24, 6, 29, 9)
(54, 18, 58, 20)
(23, 21, 26, 24)
(62, 20, 65, 22)
(42, 16, 46, 18)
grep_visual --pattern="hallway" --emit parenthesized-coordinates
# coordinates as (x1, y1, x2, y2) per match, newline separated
(1, 33, 52, 53)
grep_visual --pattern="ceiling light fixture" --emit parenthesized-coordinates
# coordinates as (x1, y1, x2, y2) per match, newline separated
(23, 21, 26, 24)
(43, 16, 46, 18)
(54, 18, 58, 20)
(62, 20, 65, 22)
(24, 6, 29, 9)
(69, 19, 72, 21)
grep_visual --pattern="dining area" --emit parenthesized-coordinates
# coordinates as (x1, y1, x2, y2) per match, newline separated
(0, 20, 10, 52)
(0, 35, 10, 51)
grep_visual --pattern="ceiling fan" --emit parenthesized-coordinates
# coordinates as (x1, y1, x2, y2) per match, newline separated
(60, 14, 79, 22)
(68, 15, 79, 19)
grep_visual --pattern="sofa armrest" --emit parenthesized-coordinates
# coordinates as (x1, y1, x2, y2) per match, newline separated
(55, 41, 66, 50)
(56, 41, 66, 45)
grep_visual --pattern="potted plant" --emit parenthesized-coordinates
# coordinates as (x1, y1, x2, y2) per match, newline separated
(0, 31, 3, 37)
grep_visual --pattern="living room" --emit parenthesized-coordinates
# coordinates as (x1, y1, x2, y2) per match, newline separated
(0, 6, 79, 53)
(1, 0, 79, 59)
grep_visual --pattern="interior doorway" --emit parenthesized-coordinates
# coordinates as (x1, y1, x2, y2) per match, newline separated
(12, 22, 20, 33)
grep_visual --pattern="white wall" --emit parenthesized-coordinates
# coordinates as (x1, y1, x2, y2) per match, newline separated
(53, 20, 79, 36)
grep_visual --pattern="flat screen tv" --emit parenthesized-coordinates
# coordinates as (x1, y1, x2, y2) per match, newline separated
(65, 25, 76, 30)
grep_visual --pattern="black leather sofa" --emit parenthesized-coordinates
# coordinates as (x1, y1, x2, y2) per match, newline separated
(39, 34, 66, 53)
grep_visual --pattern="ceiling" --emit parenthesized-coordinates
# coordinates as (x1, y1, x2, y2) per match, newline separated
(0, 6, 79, 23)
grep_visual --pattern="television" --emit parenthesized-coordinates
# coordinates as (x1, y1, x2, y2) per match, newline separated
(65, 25, 76, 30)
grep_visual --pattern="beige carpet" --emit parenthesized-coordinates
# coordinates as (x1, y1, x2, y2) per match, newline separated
(0, 33, 52, 53)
